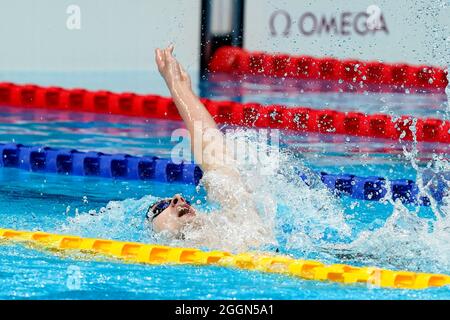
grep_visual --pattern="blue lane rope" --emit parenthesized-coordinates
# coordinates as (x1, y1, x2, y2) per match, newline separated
(0, 143, 203, 185)
(0, 143, 447, 206)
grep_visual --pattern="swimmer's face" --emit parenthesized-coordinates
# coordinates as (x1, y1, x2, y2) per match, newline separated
(151, 194, 197, 236)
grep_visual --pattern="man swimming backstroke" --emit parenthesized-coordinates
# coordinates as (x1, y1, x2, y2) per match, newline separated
(147, 45, 275, 251)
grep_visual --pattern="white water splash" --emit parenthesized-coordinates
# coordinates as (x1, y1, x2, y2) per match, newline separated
(333, 111, 450, 273)
(59, 128, 449, 273)
(59, 195, 155, 243)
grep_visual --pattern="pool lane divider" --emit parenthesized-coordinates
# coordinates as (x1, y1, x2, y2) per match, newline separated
(209, 46, 449, 93)
(0, 82, 449, 144)
(0, 143, 446, 206)
(0, 228, 448, 290)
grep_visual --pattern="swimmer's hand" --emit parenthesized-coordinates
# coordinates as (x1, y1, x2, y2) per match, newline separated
(155, 45, 192, 93)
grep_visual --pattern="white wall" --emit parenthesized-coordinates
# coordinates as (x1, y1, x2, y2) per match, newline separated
(244, 0, 450, 66)
(0, 0, 201, 72)
(1, 0, 447, 89)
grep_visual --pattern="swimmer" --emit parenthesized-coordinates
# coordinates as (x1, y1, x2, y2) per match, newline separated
(149, 45, 274, 251)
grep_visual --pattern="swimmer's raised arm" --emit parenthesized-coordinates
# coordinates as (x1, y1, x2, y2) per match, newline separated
(154, 46, 268, 234)
(155, 45, 232, 174)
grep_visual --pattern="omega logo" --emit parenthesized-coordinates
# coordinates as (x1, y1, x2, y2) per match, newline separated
(269, 9, 389, 37)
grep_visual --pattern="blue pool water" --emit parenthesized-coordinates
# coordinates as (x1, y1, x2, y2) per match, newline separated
(0, 72, 449, 299)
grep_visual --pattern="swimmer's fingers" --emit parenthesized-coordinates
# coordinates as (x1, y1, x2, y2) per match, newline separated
(157, 45, 191, 87)
(164, 46, 174, 62)
(156, 46, 177, 79)
(165, 45, 189, 81)
(155, 48, 165, 72)
(165, 45, 178, 66)
(155, 46, 174, 71)
(166, 55, 178, 75)
(165, 44, 175, 58)
(163, 48, 175, 68)
(164, 47, 182, 78)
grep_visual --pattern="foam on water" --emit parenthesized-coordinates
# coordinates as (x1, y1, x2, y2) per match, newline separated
(60, 195, 155, 243)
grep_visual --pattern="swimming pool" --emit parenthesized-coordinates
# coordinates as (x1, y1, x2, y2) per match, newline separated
(0, 72, 449, 299)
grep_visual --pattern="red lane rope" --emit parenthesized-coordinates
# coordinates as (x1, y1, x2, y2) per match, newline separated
(0, 82, 449, 143)
(209, 46, 449, 93)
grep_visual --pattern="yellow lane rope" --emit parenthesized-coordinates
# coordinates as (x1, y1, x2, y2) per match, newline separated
(1, 228, 449, 290)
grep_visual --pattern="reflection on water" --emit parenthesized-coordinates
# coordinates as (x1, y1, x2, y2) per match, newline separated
(202, 75, 448, 119)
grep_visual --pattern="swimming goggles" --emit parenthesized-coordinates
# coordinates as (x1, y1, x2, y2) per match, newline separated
(146, 197, 191, 221)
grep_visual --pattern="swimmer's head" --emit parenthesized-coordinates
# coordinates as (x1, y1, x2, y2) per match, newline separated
(146, 194, 197, 236)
